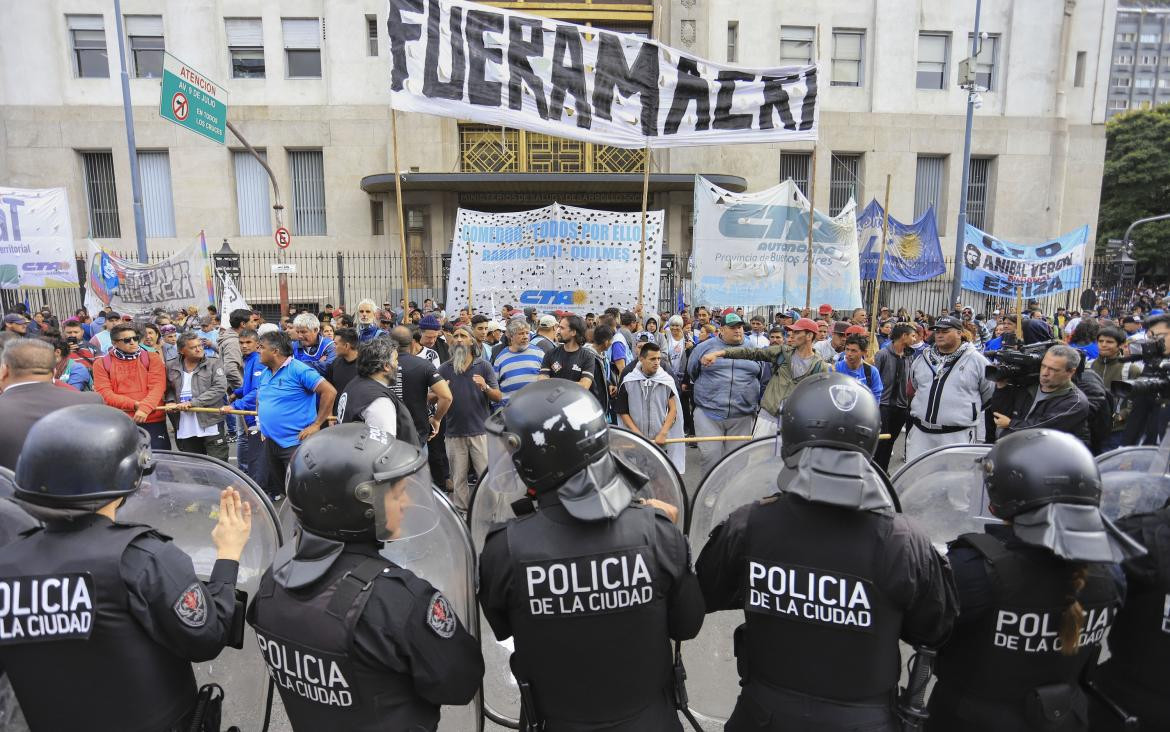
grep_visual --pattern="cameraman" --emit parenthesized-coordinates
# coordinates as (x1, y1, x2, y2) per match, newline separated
(1120, 313, 1170, 445)
(992, 344, 1090, 448)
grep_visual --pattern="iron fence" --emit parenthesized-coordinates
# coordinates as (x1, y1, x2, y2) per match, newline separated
(0, 252, 1130, 325)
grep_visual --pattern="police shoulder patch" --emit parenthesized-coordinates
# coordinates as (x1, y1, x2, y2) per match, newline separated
(426, 592, 457, 639)
(173, 582, 208, 628)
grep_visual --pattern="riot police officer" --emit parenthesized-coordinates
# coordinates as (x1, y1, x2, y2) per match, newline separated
(0, 404, 251, 732)
(478, 380, 705, 730)
(1087, 498, 1170, 730)
(696, 372, 958, 731)
(247, 424, 483, 731)
(927, 429, 1144, 732)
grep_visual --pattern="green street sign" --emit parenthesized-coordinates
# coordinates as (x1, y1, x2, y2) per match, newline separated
(159, 53, 227, 145)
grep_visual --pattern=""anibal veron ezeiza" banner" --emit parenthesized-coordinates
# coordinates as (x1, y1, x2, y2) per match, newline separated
(386, 0, 818, 148)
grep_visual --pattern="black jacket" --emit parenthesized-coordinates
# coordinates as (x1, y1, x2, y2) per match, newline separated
(997, 381, 1091, 448)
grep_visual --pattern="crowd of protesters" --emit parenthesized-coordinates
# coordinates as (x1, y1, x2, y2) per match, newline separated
(1, 283, 1168, 495)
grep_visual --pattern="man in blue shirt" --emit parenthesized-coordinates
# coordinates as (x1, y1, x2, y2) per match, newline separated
(492, 319, 545, 403)
(256, 330, 337, 500)
(225, 328, 267, 486)
(291, 312, 336, 375)
(834, 334, 883, 403)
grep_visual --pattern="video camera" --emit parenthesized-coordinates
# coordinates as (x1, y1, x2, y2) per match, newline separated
(1113, 338, 1170, 400)
(985, 340, 1061, 385)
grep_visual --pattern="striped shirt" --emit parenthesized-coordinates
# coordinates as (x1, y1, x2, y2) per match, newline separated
(493, 345, 545, 402)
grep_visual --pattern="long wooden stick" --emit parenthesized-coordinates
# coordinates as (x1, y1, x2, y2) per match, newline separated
(636, 143, 651, 312)
(804, 146, 818, 309)
(1015, 286, 1024, 341)
(467, 240, 474, 313)
(391, 109, 411, 310)
(157, 405, 339, 423)
(867, 175, 893, 360)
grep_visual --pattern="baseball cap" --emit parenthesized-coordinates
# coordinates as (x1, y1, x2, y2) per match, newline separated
(418, 315, 441, 331)
(932, 316, 963, 331)
(787, 317, 820, 333)
(1124, 315, 1143, 324)
(722, 313, 744, 327)
(538, 314, 557, 328)
(160, 324, 177, 334)
(818, 304, 833, 316)
(831, 320, 851, 336)
(487, 320, 505, 333)
(3, 313, 28, 325)
(844, 325, 869, 336)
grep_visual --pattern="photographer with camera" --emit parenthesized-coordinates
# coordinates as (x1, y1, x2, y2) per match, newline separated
(1118, 313, 1170, 446)
(991, 344, 1091, 447)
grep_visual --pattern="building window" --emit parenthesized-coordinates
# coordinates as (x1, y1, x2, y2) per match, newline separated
(289, 150, 326, 236)
(68, 15, 109, 78)
(1116, 55, 1134, 65)
(1159, 78, 1170, 89)
(1108, 98, 1130, 111)
(137, 151, 176, 238)
(1141, 33, 1160, 44)
(366, 15, 378, 57)
(1163, 56, 1170, 65)
(405, 207, 431, 279)
(913, 155, 945, 223)
(1113, 76, 1132, 88)
(1135, 77, 1154, 89)
(966, 157, 993, 231)
(283, 18, 322, 78)
(780, 151, 812, 196)
(727, 21, 738, 63)
(233, 150, 271, 236)
(1118, 32, 1136, 43)
(124, 16, 164, 78)
(780, 26, 814, 67)
(828, 153, 862, 216)
(1074, 51, 1086, 87)
(81, 151, 120, 239)
(370, 199, 384, 235)
(917, 32, 950, 90)
(968, 33, 998, 90)
(226, 18, 264, 78)
(1141, 54, 1158, 65)
(831, 30, 864, 87)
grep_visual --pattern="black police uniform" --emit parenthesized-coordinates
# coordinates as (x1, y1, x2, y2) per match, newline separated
(478, 495, 705, 731)
(1087, 505, 1170, 731)
(927, 524, 1124, 732)
(697, 491, 956, 731)
(0, 513, 242, 732)
(337, 375, 421, 446)
(247, 539, 483, 732)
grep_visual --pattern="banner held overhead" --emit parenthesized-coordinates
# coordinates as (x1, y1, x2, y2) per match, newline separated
(857, 200, 946, 283)
(0, 187, 78, 289)
(386, 0, 818, 149)
(84, 236, 215, 318)
(959, 224, 1089, 299)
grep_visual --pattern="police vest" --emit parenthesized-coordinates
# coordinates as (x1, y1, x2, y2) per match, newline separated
(935, 532, 1121, 702)
(0, 516, 197, 732)
(739, 494, 903, 701)
(247, 550, 437, 732)
(501, 503, 674, 723)
(337, 377, 421, 447)
(1094, 510, 1170, 703)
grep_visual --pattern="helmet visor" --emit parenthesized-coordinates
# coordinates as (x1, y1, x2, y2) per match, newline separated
(357, 462, 439, 542)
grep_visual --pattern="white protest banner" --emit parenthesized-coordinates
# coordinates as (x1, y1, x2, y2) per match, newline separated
(387, 0, 818, 149)
(445, 203, 662, 315)
(85, 236, 215, 318)
(0, 187, 78, 289)
(692, 176, 862, 309)
(218, 274, 250, 329)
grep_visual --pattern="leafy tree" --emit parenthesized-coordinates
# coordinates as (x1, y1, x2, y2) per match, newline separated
(1098, 105, 1170, 273)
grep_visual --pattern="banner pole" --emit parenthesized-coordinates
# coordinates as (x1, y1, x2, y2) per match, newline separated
(804, 146, 818, 310)
(467, 240, 474, 314)
(637, 143, 651, 313)
(867, 174, 893, 360)
(1015, 287, 1024, 341)
(390, 109, 411, 310)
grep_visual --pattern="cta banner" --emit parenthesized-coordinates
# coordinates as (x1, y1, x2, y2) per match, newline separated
(387, 0, 818, 148)
(856, 200, 945, 283)
(960, 224, 1089, 299)
(445, 204, 662, 315)
(84, 236, 215, 317)
(0, 187, 78, 289)
(692, 176, 862, 309)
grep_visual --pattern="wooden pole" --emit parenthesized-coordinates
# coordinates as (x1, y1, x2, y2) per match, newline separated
(466, 240, 474, 313)
(867, 175, 893, 360)
(1015, 286, 1024, 341)
(804, 146, 818, 309)
(637, 143, 651, 313)
(390, 109, 411, 310)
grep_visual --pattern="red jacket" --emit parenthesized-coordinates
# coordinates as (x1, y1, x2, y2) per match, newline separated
(93, 350, 167, 423)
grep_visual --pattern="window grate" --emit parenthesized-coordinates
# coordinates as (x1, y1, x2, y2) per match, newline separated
(82, 151, 121, 239)
(289, 150, 327, 236)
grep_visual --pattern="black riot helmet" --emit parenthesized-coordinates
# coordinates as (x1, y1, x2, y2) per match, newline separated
(286, 424, 438, 543)
(779, 371, 881, 460)
(984, 430, 1101, 518)
(14, 404, 155, 507)
(485, 380, 609, 495)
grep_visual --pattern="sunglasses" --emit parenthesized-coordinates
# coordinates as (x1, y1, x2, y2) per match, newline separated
(116, 336, 139, 344)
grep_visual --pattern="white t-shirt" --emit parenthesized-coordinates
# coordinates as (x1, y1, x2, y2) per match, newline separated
(361, 398, 399, 437)
(176, 370, 220, 440)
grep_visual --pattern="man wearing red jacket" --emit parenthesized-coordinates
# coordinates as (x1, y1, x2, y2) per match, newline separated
(93, 322, 170, 449)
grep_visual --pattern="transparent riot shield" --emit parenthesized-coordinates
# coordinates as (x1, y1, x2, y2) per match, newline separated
(116, 451, 283, 731)
(469, 427, 688, 728)
(891, 443, 998, 551)
(1096, 446, 1170, 521)
(276, 488, 482, 732)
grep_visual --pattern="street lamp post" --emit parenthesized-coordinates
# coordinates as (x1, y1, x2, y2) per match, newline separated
(951, 0, 983, 307)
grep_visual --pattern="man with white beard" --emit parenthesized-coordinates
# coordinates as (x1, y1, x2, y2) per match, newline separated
(438, 326, 502, 510)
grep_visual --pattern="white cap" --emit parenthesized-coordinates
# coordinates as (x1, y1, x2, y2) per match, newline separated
(487, 319, 505, 333)
(538, 314, 557, 328)
(257, 323, 279, 335)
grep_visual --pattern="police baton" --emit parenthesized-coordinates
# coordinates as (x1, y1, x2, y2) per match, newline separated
(897, 645, 936, 732)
